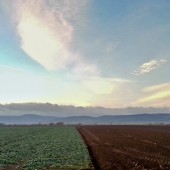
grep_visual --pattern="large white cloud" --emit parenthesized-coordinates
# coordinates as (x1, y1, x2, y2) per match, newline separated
(13, 0, 89, 70)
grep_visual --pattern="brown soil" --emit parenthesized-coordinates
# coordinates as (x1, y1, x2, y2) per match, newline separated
(77, 125, 170, 170)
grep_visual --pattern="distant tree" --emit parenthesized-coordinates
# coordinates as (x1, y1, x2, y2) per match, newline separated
(56, 122, 64, 126)
(0, 123, 5, 127)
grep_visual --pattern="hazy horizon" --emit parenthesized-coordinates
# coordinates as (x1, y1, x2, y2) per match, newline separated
(0, 102, 170, 117)
(0, 0, 170, 111)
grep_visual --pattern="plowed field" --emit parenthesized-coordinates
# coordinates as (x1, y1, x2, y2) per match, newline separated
(77, 125, 170, 170)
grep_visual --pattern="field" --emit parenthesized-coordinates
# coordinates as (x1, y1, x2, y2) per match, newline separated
(1, 125, 170, 170)
(0, 126, 92, 170)
(77, 125, 170, 170)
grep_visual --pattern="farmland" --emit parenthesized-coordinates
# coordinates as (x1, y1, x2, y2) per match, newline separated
(77, 125, 170, 170)
(0, 126, 92, 170)
(1, 125, 170, 170)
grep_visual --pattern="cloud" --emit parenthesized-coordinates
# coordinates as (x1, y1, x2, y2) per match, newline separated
(133, 59, 166, 75)
(0, 0, 133, 107)
(81, 77, 130, 95)
(0, 0, 138, 108)
(83, 79, 134, 108)
(11, 0, 89, 70)
(143, 83, 170, 93)
(10, 0, 123, 98)
(69, 59, 131, 97)
(135, 82, 170, 107)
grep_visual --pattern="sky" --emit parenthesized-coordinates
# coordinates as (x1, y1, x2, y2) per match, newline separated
(0, 0, 170, 108)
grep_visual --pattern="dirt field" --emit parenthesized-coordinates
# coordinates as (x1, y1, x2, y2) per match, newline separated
(77, 125, 170, 170)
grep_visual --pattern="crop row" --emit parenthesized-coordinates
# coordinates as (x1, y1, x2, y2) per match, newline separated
(0, 126, 92, 170)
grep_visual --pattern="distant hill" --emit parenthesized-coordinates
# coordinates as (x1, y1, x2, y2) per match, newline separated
(0, 103, 170, 125)
(0, 114, 56, 125)
(0, 113, 170, 125)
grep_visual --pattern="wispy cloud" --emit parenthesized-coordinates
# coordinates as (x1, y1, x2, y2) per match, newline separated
(133, 59, 166, 76)
(143, 83, 170, 93)
(135, 82, 170, 107)
(12, 0, 89, 70)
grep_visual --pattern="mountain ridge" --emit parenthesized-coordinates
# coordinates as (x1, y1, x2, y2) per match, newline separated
(0, 113, 170, 125)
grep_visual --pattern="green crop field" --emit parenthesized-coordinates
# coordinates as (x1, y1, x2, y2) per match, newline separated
(0, 126, 92, 170)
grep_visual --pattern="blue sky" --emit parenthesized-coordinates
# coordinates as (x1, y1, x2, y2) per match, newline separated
(0, 0, 170, 108)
